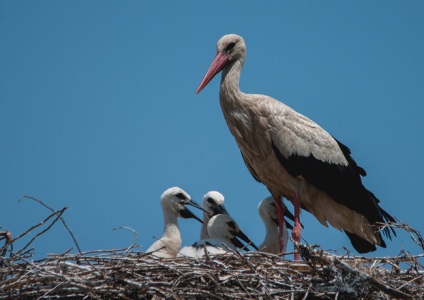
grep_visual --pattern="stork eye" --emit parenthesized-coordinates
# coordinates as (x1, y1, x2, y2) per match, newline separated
(175, 193, 186, 200)
(207, 198, 215, 204)
(226, 42, 236, 51)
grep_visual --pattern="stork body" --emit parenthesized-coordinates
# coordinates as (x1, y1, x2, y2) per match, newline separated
(179, 214, 257, 258)
(258, 197, 282, 255)
(200, 191, 228, 240)
(258, 196, 299, 254)
(196, 34, 395, 257)
(146, 187, 204, 258)
(199, 191, 258, 248)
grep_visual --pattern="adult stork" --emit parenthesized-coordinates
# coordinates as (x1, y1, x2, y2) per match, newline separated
(196, 34, 396, 259)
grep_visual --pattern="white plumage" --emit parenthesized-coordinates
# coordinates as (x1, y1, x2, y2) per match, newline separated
(199, 191, 227, 240)
(179, 214, 255, 258)
(258, 197, 281, 255)
(198, 191, 257, 248)
(179, 191, 258, 258)
(146, 187, 204, 258)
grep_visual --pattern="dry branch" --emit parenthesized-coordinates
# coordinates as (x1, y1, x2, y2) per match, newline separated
(1, 248, 422, 299)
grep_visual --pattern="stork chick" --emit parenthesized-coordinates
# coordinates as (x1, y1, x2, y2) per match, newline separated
(146, 187, 204, 258)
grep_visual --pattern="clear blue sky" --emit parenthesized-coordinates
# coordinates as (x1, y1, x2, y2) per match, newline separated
(1, 1, 423, 259)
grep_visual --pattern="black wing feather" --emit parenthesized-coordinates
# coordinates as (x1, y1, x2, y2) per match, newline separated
(271, 138, 395, 252)
(228, 221, 258, 250)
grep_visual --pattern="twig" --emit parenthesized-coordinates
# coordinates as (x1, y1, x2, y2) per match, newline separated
(330, 254, 411, 299)
(379, 221, 424, 251)
(11, 211, 59, 242)
(15, 207, 66, 256)
(0, 230, 12, 257)
(19, 195, 82, 253)
(112, 226, 138, 256)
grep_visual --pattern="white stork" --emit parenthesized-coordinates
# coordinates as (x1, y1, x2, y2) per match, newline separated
(178, 213, 257, 258)
(196, 34, 396, 259)
(146, 187, 204, 258)
(258, 196, 285, 255)
(199, 191, 228, 239)
(258, 196, 299, 255)
(199, 190, 258, 249)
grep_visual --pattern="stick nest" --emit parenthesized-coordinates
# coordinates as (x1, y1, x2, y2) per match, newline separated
(1, 196, 423, 299)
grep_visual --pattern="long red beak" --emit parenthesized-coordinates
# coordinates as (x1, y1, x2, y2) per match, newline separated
(196, 51, 229, 94)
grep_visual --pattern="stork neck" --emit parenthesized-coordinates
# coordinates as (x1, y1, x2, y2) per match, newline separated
(220, 59, 243, 98)
(259, 220, 279, 252)
(162, 211, 181, 242)
(200, 212, 210, 239)
(264, 221, 279, 243)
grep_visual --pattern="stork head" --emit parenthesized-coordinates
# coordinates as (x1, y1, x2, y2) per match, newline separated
(202, 191, 228, 217)
(259, 196, 300, 230)
(196, 34, 246, 94)
(161, 187, 205, 223)
(258, 196, 279, 227)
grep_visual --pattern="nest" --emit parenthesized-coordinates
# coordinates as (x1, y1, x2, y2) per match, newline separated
(1, 196, 423, 299)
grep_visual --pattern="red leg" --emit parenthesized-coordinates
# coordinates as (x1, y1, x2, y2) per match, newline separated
(292, 193, 302, 261)
(273, 194, 288, 257)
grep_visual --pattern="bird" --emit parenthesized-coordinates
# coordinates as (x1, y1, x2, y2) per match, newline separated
(199, 191, 228, 240)
(257, 196, 299, 254)
(199, 191, 258, 249)
(178, 213, 257, 258)
(146, 187, 205, 258)
(196, 34, 396, 259)
(200, 190, 295, 247)
(258, 196, 283, 254)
